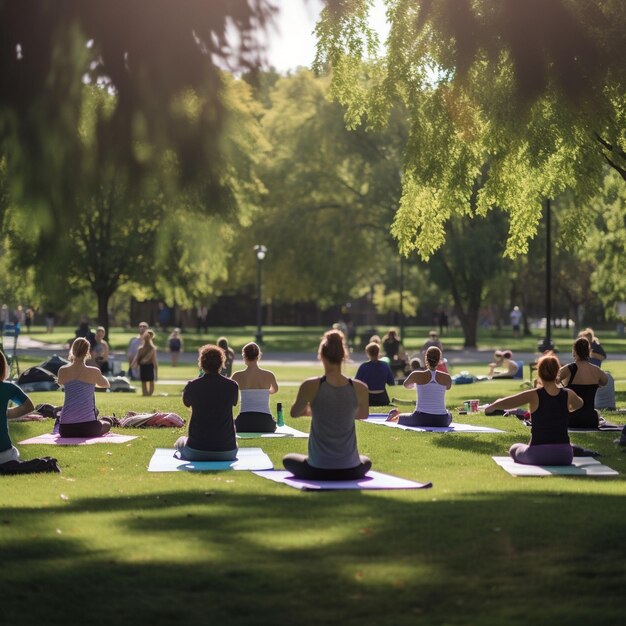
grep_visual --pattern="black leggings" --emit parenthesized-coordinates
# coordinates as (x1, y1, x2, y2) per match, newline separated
(235, 411, 277, 433)
(59, 420, 111, 438)
(283, 453, 372, 480)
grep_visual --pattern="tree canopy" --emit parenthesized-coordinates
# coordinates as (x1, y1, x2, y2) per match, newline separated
(0, 0, 276, 243)
(315, 0, 626, 258)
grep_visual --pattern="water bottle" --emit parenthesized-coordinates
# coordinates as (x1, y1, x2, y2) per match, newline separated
(276, 402, 284, 427)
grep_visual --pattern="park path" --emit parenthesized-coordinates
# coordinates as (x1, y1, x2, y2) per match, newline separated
(13, 334, 593, 366)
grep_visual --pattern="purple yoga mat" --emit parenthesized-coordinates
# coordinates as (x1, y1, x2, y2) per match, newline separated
(18, 433, 137, 445)
(253, 470, 432, 491)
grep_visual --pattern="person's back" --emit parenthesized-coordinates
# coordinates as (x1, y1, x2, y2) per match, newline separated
(184, 374, 238, 451)
(558, 338, 608, 428)
(530, 387, 570, 445)
(58, 338, 111, 437)
(308, 376, 360, 469)
(232, 342, 278, 432)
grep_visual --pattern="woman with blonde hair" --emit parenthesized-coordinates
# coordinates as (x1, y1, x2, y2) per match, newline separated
(283, 329, 371, 480)
(232, 342, 279, 432)
(387, 346, 452, 427)
(57, 337, 111, 437)
(132, 329, 158, 396)
(485, 355, 583, 465)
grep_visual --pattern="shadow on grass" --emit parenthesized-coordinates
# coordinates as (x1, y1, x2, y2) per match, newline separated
(1, 486, 625, 626)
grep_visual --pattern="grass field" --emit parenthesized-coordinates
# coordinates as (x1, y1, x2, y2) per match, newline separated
(21, 323, 626, 355)
(2, 356, 626, 626)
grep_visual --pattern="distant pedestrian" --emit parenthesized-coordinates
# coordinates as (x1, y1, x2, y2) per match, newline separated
(217, 337, 235, 377)
(168, 328, 183, 367)
(510, 306, 522, 338)
(45, 311, 55, 333)
(438, 308, 449, 336)
(25, 307, 34, 333)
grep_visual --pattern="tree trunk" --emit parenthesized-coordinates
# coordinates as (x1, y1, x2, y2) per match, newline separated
(96, 289, 111, 337)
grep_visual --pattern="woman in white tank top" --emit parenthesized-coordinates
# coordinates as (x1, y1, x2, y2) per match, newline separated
(387, 346, 452, 427)
(231, 342, 279, 432)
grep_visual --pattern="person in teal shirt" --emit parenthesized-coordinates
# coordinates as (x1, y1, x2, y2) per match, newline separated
(0, 351, 35, 465)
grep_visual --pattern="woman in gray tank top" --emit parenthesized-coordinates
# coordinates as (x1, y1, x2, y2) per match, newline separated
(283, 329, 372, 480)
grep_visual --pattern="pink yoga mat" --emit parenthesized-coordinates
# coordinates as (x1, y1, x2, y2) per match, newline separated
(18, 433, 137, 445)
(253, 470, 432, 491)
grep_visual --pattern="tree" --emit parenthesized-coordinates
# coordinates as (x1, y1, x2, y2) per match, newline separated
(0, 0, 276, 246)
(428, 204, 511, 348)
(227, 69, 407, 310)
(2, 75, 266, 331)
(315, 0, 626, 258)
(585, 170, 626, 318)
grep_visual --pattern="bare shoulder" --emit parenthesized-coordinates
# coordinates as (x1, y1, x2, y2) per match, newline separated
(352, 378, 368, 392)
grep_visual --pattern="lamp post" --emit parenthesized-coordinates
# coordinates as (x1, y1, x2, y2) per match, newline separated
(254, 244, 267, 345)
(538, 198, 555, 353)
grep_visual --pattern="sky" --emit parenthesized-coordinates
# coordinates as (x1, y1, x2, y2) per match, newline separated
(265, 0, 388, 72)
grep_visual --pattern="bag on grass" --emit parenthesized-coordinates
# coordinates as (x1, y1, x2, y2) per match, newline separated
(17, 366, 60, 392)
(0, 457, 61, 475)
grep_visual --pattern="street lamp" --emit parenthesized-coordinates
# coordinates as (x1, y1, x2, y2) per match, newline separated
(538, 198, 555, 353)
(254, 244, 267, 345)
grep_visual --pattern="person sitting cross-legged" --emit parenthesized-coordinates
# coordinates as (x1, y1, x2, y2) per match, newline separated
(174, 344, 238, 462)
(355, 342, 395, 407)
(557, 337, 608, 429)
(232, 342, 279, 433)
(283, 329, 371, 481)
(485, 355, 583, 466)
(57, 338, 112, 437)
(386, 346, 452, 427)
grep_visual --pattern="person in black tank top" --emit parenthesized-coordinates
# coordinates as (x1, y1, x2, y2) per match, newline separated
(557, 337, 608, 428)
(485, 356, 583, 465)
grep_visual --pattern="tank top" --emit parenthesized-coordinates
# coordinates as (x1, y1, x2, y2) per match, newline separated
(564, 362, 599, 427)
(530, 387, 570, 445)
(308, 376, 360, 469)
(240, 388, 271, 415)
(416, 369, 447, 414)
(60, 379, 97, 424)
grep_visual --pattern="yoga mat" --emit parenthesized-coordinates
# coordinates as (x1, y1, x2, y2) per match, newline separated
(253, 470, 432, 491)
(18, 433, 137, 445)
(236, 425, 309, 439)
(148, 447, 273, 472)
(569, 425, 623, 432)
(365, 415, 504, 433)
(492, 456, 619, 477)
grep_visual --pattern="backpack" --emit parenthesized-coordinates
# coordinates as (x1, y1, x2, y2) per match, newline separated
(17, 366, 60, 392)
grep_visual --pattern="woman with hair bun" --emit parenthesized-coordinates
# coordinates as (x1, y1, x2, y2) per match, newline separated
(283, 329, 372, 480)
(557, 337, 608, 428)
(487, 349, 519, 379)
(57, 337, 112, 437)
(175, 344, 238, 461)
(485, 355, 583, 465)
(386, 346, 452, 427)
(232, 342, 279, 432)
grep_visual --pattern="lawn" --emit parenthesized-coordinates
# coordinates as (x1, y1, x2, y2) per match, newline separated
(22, 323, 626, 355)
(2, 362, 626, 626)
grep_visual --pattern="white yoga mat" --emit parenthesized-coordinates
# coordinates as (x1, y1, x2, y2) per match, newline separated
(236, 425, 308, 439)
(18, 433, 137, 445)
(253, 470, 432, 491)
(365, 415, 504, 433)
(492, 456, 619, 476)
(147, 447, 273, 472)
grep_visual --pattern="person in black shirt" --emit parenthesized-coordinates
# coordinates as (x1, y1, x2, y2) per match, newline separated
(174, 344, 238, 461)
(485, 356, 583, 465)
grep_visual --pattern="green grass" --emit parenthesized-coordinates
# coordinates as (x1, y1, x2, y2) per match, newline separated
(23, 323, 626, 355)
(2, 364, 626, 625)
